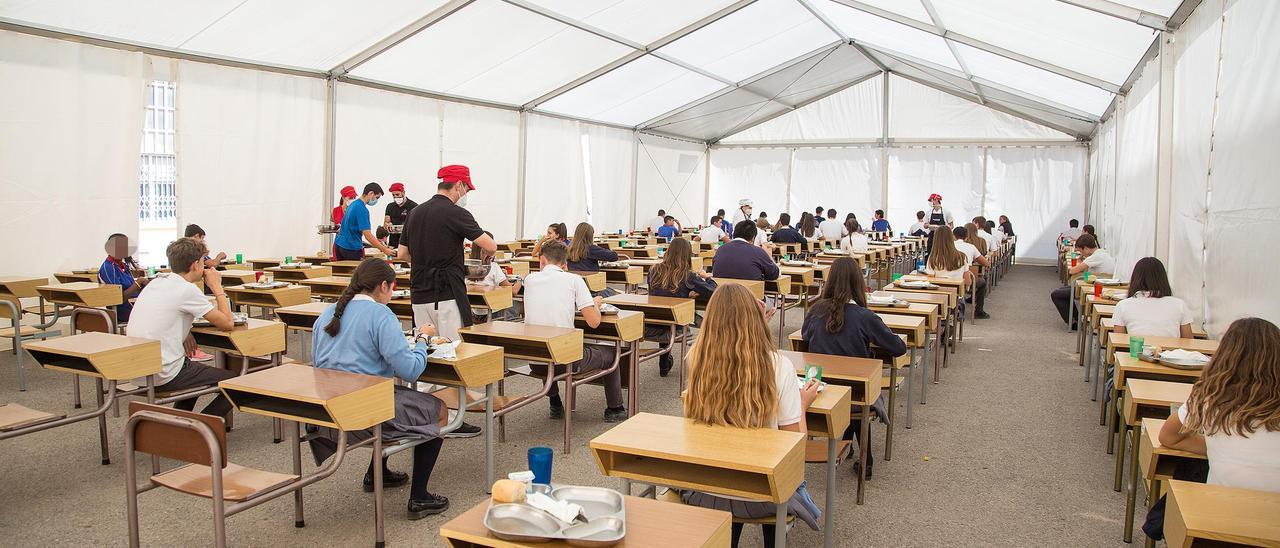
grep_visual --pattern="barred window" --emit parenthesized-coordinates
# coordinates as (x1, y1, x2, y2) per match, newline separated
(138, 81, 176, 225)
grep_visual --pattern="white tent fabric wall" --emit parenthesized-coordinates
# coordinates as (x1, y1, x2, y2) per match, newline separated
(334, 82, 442, 238)
(982, 147, 1087, 262)
(888, 76, 1074, 141)
(175, 60, 326, 259)
(523, 114, 588, 236)
(1108, 57, 1161, 280)
(1200, 0, 1280, 334)
(439, 101, 520, 241)
(0, 31, 145, 277)
(788, 148, 883, 222)
(707, 147, 791, 225)
(633, 134, 707, 231)
(584, 124, 636, 235)
(1087, 117, 1118, 251)
(886, 147, 985, 241)
(719, 74, 883, 144)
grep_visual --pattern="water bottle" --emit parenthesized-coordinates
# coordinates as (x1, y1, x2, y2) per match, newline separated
(915, 258, 924, 272)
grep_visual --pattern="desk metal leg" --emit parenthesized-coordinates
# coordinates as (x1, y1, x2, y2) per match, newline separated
(628, 341, 639, 414)
(564, 370, 574, 454)
(775, 503, 787, 548)
(97, 378, 110, 465)
(621, 478, 631, 496)
(1083, 324, 1092, 376)
(921, 336, 931, 404)
(1107, 387, 1119, 453)
(485, 384, 495, 492)
(373, 424, 385, 548)
(1124, 425, 1140, 543)
(1114, 421, 1127, 492)
(292, 421, 305, 528)
(905, 347, 915, 429)
(1093, 340, 1104, 402)
(824, 437, 836, 548)
(885, 366, 896, 461)
(857, 405, 868, 505)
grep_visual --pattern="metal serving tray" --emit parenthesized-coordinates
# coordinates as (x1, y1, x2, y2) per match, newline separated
(484, 485, 626, 546)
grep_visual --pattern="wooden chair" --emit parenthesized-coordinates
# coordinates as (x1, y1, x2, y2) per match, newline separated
(124, 402, 297, 548)
(0, 296, 60, 391)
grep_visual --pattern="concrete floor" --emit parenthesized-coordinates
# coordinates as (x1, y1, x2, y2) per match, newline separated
(0, 265, 1144, 547)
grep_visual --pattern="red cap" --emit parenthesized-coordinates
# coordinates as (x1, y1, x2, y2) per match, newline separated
(438, 165, 473, 190)
(928, 193, 942, 202)
(340, 185, 357, 199)
(389, 182, 405, 192)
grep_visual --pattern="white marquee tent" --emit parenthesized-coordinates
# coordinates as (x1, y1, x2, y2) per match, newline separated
(1, 0, 1277, 334)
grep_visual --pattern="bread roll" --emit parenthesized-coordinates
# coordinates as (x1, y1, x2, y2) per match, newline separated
(491, 479, 527, 504)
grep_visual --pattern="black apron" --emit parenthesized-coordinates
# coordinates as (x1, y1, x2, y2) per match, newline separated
(426, 266, 474, 328)
(925, 208, 947, 259)
(928, 208, 946, 228)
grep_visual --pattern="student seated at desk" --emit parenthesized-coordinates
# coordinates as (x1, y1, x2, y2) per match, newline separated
(697, 216, 729, 244)
(524, 240, 627, 422)
(656, 216, 680, 243)
(646, 238, 716, 376)
(998, 215, 1014, 238)
(801, 257, 905, 477)
(1113, 257, 1192, 339)
(100, 233, 149, 323)
(716, 208, 734, 236)
(712, 221, 779, 281)
(871, 209, 890, 233)
(962, 222, 988, 257)
(908, 211, 928, 237)
(126, 238, 236, 419)
(183, 224, 227, 269)
(1142, 317, 1280, 540)
(681, 284, 821, 547)
(953, 225, 991, 319)
(1059, 218, 1083, 244)
(310, 258, 451, 519)
(838, 219, 869, 253)
(769, 213, 805, 244)
(1049, 234, 1113, 327)
(468, 231, 521, 320)
(530, 222, 568, 257)
(755, 213, 770, 231)
(818, 209, 847, 242)
(797, 212, 818, 240)
(566, 223, 619, 273)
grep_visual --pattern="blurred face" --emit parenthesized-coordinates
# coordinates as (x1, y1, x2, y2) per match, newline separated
(391, 190, 404, 199)
(105, 235, 131, 259)
(371, 280, 395, 304)
(545, 226, 557, 239)
(930, 198, 941, 208)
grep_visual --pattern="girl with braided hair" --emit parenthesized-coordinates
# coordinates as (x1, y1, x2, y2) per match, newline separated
(310, 258, 451, 520)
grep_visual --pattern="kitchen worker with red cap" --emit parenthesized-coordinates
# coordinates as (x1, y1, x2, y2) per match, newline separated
(925, 193, 954, 232)
(383, 182, 417, 248)
(398, 165, 496, 341)
(332, 185, 357, 225)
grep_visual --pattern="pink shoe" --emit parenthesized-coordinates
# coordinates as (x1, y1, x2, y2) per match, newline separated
(190, 349, 214, 362)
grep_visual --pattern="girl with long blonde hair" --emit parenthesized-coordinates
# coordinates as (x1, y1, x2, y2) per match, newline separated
(565, 222, 618, 273)
(681, 284, 821, 547)
(925, 225, 967, 276)
(963, 222, 988, 256)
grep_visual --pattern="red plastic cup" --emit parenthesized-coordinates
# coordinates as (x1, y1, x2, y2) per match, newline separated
(1093, 281, 1103, 297)
(1071, 258, 1078, 267)
(254, 271, 264, 282)
(503, 265, 513, 275)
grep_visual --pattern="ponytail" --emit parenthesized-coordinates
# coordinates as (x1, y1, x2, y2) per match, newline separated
(324, 258, 396, 337)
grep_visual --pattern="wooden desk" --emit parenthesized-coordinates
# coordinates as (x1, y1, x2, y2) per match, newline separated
(224, 284, 311, 313)
(591, 412, 804, 547)
(876, 312, 928, 429)
(190, 318, 287, 363)
(294, 254, 332, 265)
(1165, 480, 1280, 548)
(420, 342, 505, 487)
(602, 265, 644, 286)
(1137, 418, 1207, 546)
(299, 276, 350, 300)
(274, 302, 331, 333)
(711, 278, 765, 300)
(1118, 377, 1193, 532)
(573, 271, 607, 292)
(265, 265, 332, 282)
(577, 310, 645, 414)
(439, 495, 732, 548)
(467, 285, 514, 313)
(321, 260, 363, 276)
(604, 294, 695, 326)
(217, 270, 258, 286)
(1105, 334, 1218, 461)
(54, 271, 100, 284)
(0, 276, 47, 299)
(246, 258, 283, 270)
(36, 282, 122, 308)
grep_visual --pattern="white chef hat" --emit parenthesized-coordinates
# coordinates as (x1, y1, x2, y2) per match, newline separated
(738, 199, 753, 207)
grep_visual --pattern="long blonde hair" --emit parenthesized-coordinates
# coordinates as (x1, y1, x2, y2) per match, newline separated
(1183, 317, 1280, 436)
(649, 237, 693, 294)
(964, 222, 988, 256)
(927, 227, 966, 271)
(567, 222, 595, 263)
(684, 284, 778, 429)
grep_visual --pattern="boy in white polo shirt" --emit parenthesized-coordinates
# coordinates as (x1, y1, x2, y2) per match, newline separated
(126, 237, 237, 418)
(522, 240, 628, 423)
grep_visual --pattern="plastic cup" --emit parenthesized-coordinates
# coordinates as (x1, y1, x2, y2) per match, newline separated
(892, 273, 903, 282)
(1071, 257, 1078, 267)
(528, 446, 553, 485)
(1083, 271, 1091, 282)
(236, 253, 243, 264)
(1094, 281, 1103, 298)
(1129, 336, 1145, 358)
(285, 256, 293, 264)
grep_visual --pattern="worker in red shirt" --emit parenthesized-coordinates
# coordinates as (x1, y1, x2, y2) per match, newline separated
(332, 185, 357, 225)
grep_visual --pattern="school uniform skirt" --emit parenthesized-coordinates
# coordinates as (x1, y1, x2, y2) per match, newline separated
(680, 481, 822, 530)
(307, 385, 443, 465)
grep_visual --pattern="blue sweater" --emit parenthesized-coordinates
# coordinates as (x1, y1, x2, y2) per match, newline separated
(567, 244, 619, 272)
(771, 226, 807, 244)
(801, 302, 906, 359)
(647, 271, 718, 303)
(711, 240, 779, 281)
(311, 298, 428, 382)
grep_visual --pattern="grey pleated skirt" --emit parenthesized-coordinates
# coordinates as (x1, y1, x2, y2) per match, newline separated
(307, 385, 443, 465)
(680, 481, 822, 530)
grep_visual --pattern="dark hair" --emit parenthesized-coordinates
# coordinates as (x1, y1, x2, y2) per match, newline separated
(1074, 234, 1099, 250)
(732, 220, 758, 241)
(1128, 257, 1173, 298)
(826, 208, 837, 219)
(183, 224, 206, 238)
(875, 210, 885, 218)
(798, 212, 817, 237)
(813, 257, 867, 333)
(663, 216, 674, 223)
(845, 212, 855, 223)
(1069, 219, 1079, 228)
(1000, 216, 1014, 236)
(973, 216, 989, 234)
(717, 208, 726, 217)
(776, 213, 791, 228)
(952, 226, 967, 239)
(710, 215, 722, 225)
(758, 212, 768, 219)
(815, 206, 824, 214)
(1082, 224, 1096, 236)
(844, 218, 860, 235)
(985, 220, 996, 232)
(375, 226, 388, 239)
(568, 222, 596, 262)
(916, 210, 926, 220)
(658, 209, 666, 216)
(470, 231, 495, 260)
(540, 239, 569, 265)
(324, 258, 396, 337)
(549, 222, 568, 240)
(106, 233, 127, 243)
(363, 182, 384, 196)
(437, 180, 465, 191)
(166, 238, 208, 275)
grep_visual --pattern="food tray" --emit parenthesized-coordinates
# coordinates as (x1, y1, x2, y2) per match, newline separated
(485, 485, 626, 547)
(391, 289, 410, 299)
(868, 298, 908, 308)
(1095, 278, 1124, 286)
(599, 303, 620, 315)
(242, 281, 289, 290)
(279, 263, 309, 269)
(896, 280, 936, 289)
(781, 260, 813, 267)
(194, 312, 248, 327)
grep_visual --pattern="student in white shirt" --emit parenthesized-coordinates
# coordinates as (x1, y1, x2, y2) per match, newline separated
(697, 216, 729, 243)
(839, 218, 870, 253)
(1059, 219, 1083, 243)
(647, 209, 666, 233)
(818, 209, 847, 242)
(467, 231, 521, 320)
(971, 216, 996, 251)
(126, 237, 237, 418)
(522, 240, 627, 422)
(1050, 234, 1113, 326)
(951, 226, 991, 318)
(1111, 257, 1193, 339)
(908, 211, 927, 237)
(1145, 317, 1280, 540)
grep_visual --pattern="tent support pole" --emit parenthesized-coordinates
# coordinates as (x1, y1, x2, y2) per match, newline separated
(323, 77, 337, 251)
(784, 148, 796, 217)
(629, 133, 640, 232)
(881, 71, 891, 215)
(1154, 31, 1175, 262)
(516, 111, 528, 240)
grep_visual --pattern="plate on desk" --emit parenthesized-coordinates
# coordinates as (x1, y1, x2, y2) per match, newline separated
(1152, 349, 1211, 370)
(194, 312, 247, 327)
(484, 486, 626, 546)
(391, 289, 410, 299)
(896, 280, 935, 289)
(242, 281, 288, 290)
(392, 267, 410, 274)
(599, 303, 620, 315)
(279, 263, 309, 269)
(781, 260, 813, 267)
(494, 258, 512, 264)
(868, 295, 907, 307)
(601, 261, 630, 269)
(1095, 278, 1123, 286)
(819, 250, 846, 256)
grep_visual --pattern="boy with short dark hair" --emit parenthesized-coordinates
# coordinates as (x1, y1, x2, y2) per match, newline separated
(871, 210, 891, 233)
(336, 182, 396, 260)
(656, 216, 679, 242)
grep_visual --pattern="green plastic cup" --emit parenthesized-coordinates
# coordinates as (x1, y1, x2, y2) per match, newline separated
(235, 253, 243, 264)
(1083, 271, 1091, 282)
(892, 273, 903, 282)
(1129, 335, 1145, 358)
(285, 255, 293, 264)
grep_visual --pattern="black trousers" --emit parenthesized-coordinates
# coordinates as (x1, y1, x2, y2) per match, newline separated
(1141, 459, 1210, 540)
(1050, 286, 1073, 324)
(164, 359, 237, 418)
(842, 419, 874, 473)
(334, 245, 364, 261)
(731, 523, 776, 548)
(972, 278, 988, 314)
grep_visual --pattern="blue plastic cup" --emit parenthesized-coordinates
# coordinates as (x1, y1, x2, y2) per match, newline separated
(528, 446, 554, 485)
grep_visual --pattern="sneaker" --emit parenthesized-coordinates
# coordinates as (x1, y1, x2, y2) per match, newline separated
(407, 493, 450, 520)
(445, 422, 482, 438)
(549, 400, 564, 420)
(975, 311, 991, 320)
(658, 354, 673, 377)
(603, 407, 629, 423)
(189, 349, 215, 362)
(363, 469, 409, 492)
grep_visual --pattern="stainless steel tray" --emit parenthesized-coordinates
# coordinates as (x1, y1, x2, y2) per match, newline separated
(484, 485, 626, 547)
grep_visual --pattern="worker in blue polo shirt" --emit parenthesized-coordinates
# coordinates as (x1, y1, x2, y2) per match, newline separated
(98, 233, 148, 323)
(335, 182, 397, 261)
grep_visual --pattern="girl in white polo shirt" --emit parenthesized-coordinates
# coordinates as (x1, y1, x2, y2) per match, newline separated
(1111, 257, 1193, 339)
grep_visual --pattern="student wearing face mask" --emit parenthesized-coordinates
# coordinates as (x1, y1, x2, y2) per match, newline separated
(335, 183, 397, 260)
(383, 182, 417, 249)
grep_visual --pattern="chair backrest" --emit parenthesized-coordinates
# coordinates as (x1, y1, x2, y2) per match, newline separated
(127, 401, 227, 468)
(71, 307, 116, 334)
(0, 296, 19, 320)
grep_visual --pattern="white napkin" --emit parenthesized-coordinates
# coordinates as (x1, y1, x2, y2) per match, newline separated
(527, 492, 586, 524)
(428, 340, 460, 360)
(1161, 349, 1210, 362)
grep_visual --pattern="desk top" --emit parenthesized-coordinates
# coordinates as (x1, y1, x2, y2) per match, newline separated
(1115, 353, 1203, 382)
(459, 321, 584, 364)
(190, 318, 287, 356)
(36, 282, 123, 307)
(219, 363, 393, 431)
(23, 331, 162, 380)
(440, 494, 732, 548)
(577, 310, 645, 342)
(1107, 333, 1218, 354)
(0, 276, 47, 298)
(1126, 378, 1192, 409)
(422, 343, 505, 388)
(778, 350, 881, 403)
(1165, 479, 1280, 548)
(605, 294, 696, 326)
(711, 278, 765, 300)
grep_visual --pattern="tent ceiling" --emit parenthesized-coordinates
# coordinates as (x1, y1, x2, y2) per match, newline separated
(0, 0, 1198, 142)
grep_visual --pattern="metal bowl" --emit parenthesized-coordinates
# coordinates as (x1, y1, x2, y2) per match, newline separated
(465, 260, 490, 282)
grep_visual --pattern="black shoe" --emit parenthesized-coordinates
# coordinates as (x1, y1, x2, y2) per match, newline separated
(658, 354, 673, 377)
(407, 493, 450, 520)
(603, 407, 629, 423)
(363, 470, 409, 492)
(549, 400, 564, 420)
(445, 422, 482, 438)
(975, 311, 991, 320)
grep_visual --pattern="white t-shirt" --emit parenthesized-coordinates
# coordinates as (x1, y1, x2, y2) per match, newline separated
(470, 263, 507, 287)
(647, 216, 665, 233)
(698, 225, 726, 243)
(125, 274, 215, 384)
(1061, 227, 1084, 241)
(731, 208, 751, 224)
(954, 240, 981, 266)
(840, 232, 870, 253)
(993, 229, 1008, 244)
(1178, 404, 1280, 493)
(818, 218, 846, 241)
(976, 230, 996, 251)
(522, 265, 594, 329)
(1083, 248, 1115, 275)
(1111, 293, 1192, 338)
(770, 352, 802, 429)
(908, 221, 926, 235)
(753, 229, 767, 247)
